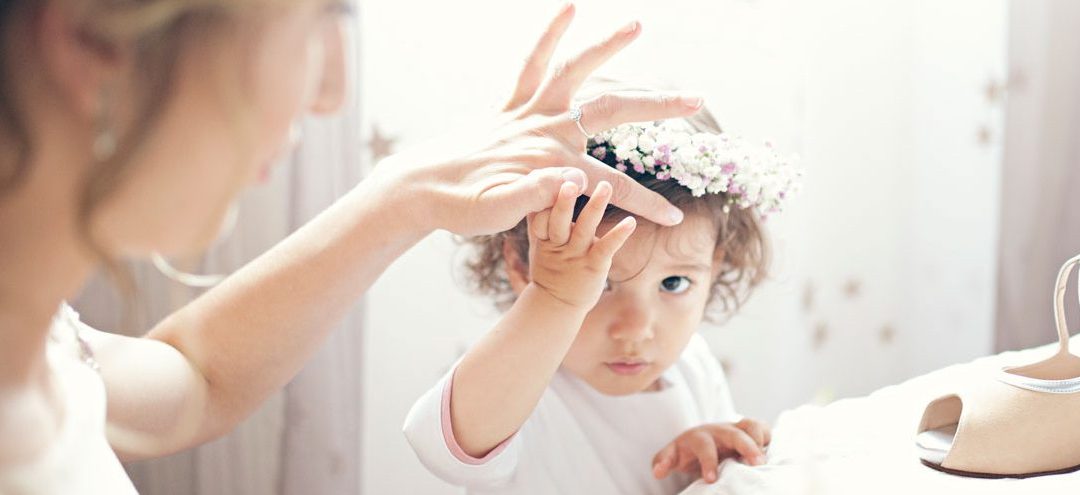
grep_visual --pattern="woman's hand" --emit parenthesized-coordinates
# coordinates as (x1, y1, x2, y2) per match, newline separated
(526, 181, 636, 310)
(652, 419, 772, 483)
(375, 4, 702, 237)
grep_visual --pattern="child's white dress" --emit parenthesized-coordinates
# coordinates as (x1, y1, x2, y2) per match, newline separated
(403, 333, 740, 495)
(0, 304, 138, 494)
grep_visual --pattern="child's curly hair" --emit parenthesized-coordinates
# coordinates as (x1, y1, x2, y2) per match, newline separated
(460, 79, 770, 319)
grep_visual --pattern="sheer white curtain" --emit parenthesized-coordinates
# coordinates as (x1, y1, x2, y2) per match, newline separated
(994, 0, 1080, 352)
(71, 45, 366, 495)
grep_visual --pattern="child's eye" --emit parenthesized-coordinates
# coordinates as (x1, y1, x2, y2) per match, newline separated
(659, 276, 693, 294)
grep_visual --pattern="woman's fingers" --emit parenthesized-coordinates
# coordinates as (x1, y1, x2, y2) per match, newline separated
(532, 20, 641, 110)
(574, 155, 683, 226)
(567, 90, 704, 140)
(503, 3, 576, 111)
(484, 166, 587, 232)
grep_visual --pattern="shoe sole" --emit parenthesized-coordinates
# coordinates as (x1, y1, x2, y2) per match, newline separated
(921, 459, 1080, 479)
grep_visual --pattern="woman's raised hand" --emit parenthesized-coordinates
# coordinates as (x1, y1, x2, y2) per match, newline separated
(377, 3, 703, 237)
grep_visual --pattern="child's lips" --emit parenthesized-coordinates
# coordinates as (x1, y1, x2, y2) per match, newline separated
(605, 360, 651, 375)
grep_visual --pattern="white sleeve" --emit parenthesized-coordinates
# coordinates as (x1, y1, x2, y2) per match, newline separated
(402, 369, 522, 489)
(682, 333, 742, 423)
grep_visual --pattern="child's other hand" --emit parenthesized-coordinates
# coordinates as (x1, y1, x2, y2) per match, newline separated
(526, 181, 637, 311)
(651, 419, 772, 484)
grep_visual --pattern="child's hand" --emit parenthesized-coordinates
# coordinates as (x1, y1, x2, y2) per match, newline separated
(651, 419, 772, 484)
(526, 181, 637, 311)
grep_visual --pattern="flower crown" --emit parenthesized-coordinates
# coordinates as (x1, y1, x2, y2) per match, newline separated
(588, 121, 802, 217)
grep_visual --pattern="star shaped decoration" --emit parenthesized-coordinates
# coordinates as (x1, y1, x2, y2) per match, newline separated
(802, 281, 815, 314)
(983, 79, 1004, 104)
(842, 279, 862, 299)
(812, 321, 829, 350)
(976, 125, 993, 146)
(367, 124, 397, 163)
(880, 324, 896, 344)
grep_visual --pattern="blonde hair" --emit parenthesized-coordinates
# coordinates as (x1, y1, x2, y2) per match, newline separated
(462, 78, 770, 319)
(0, 0, 326, 310)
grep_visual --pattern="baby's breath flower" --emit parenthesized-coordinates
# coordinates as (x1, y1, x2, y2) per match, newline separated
(590, 121, 802, 217)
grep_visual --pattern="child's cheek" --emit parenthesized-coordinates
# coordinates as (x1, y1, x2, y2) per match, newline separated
(657, 294, 709, 349)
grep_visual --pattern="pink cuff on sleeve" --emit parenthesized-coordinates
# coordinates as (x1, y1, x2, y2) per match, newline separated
(441, 368, 514, 465)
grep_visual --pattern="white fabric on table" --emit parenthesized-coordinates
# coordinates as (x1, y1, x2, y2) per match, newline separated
(680, 338, 1080, 494)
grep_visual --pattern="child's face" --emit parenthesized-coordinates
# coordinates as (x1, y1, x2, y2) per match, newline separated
(508, 210, 720, 395)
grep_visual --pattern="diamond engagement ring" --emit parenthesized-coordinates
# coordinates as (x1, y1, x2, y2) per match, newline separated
(569, 106, 594, 139)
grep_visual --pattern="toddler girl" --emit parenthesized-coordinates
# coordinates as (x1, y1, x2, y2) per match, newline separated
(403, 82, 800, 494)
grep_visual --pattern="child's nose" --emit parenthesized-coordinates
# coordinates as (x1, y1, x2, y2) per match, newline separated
(607, 303, 655, 343)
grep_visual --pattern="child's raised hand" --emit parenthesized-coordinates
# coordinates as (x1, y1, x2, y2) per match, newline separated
(651, 419, 772, 484)
(526, 180, 637, 311)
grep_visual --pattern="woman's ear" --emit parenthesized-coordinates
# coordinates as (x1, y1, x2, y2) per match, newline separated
(36, 2, 134, 119)
(502, 238, 530, 296)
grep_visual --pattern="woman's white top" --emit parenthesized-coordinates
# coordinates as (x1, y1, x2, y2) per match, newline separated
(0, 304, 138, 494)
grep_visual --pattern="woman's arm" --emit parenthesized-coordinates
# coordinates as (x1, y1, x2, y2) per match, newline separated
(97, 6, 703, 460)
(95, 172, 428, 459)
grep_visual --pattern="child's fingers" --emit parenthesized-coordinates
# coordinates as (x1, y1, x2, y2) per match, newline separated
(673, 446, 698, 474)
(528, 210, 551, 242)
(735, 419, 769, 449)
(568, 181, 612, 250)
(711, 424, 765, 467)
(547, 181, 579, 245)
(591, 216, 636, 261)
(652, 443, 677, 479)
(678, 460, 700, 475)
(685, 431, 720, 483)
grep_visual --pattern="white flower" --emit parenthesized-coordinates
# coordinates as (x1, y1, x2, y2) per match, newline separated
(638, 134, 656, 153)
(613, 146, 634, 162)
(590, 121, 802, 216)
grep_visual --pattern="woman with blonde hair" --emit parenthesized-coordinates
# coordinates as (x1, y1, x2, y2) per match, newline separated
(0, 1, 704, 492)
